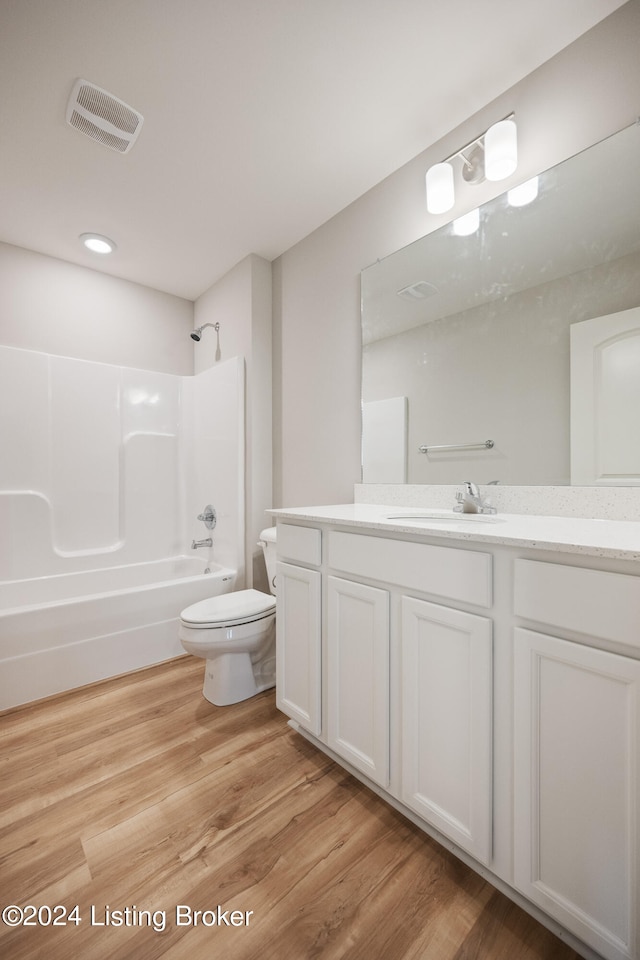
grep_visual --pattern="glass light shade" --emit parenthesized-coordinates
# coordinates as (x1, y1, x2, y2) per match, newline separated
(453, 208, 480, 236)
(80, 233, 117, 254)
(507, 176, 539, 207)
(484, 118, 518, 181)
(426, 162, 455, 214)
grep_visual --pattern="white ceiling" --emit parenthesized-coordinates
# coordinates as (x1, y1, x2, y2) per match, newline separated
(0, 0, 628, 301)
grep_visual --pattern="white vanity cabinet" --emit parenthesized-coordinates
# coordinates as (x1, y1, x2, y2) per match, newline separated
(275, 524, 322, 736)
(513, 559, 640, 960)
(272, 507, 640, 960)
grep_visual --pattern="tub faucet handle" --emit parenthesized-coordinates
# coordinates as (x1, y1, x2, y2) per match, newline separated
(197, 505, 217, 529)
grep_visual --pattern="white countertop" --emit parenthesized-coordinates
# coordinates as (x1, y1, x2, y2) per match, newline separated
(268, 503, 640, 562)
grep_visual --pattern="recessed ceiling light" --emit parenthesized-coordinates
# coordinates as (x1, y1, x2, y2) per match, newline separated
(80, 232, 117, 254)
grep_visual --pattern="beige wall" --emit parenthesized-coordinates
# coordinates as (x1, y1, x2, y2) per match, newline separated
(0, 242, 194, 375)
(273, 0, 640, 507)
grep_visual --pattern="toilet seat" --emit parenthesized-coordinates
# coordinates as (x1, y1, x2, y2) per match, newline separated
(181, 588, 275, 629)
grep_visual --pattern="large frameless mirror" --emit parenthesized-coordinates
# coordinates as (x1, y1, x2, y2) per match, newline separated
(361, 121, 640, 486)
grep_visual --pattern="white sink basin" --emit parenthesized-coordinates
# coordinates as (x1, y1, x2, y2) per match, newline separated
(386, 511, 501, 524)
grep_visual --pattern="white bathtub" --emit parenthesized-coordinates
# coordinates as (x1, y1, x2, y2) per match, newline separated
(0, 557, 236, 711)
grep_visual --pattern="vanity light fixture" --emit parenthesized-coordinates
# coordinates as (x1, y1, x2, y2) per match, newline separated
(507, 176, 539, 207)
(80, 232, 117, 254)
(426, 114, 517, 215)
(453, 208, 480, 236)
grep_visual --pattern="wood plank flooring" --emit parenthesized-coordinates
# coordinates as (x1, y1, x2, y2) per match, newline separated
(0, 657, 582, 960)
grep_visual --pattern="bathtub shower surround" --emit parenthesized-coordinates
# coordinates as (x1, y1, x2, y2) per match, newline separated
(0, 346, 244, 710)
(182, 354, 245, 586)
(1, 561, 236, 710)
(2, 350, 180, 576)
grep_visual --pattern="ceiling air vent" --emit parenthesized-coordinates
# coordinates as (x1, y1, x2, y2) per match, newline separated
(396, 280, 439, 301)
(66, 79, 144, 154)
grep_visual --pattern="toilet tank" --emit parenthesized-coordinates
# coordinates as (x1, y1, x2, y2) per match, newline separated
(258, 527, 277, 594)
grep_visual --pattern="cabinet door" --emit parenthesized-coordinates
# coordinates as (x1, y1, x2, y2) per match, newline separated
(327, 576, 389, 787)
(276, 561, 321, 735)
(401, 596, 493, 865)
(514, 628, 640, 960)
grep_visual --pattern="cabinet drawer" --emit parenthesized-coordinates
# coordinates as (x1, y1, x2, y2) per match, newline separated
(328, 531, 491, 608)
(514, 559, 640, 649)
(277, 523, 321, 566)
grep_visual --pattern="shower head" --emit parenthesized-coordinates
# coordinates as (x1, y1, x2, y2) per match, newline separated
(189, 322, 219, 342)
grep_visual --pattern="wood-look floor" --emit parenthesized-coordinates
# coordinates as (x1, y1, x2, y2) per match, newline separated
(0, 657, 582, 960)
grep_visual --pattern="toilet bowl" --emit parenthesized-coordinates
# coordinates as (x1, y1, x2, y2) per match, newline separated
(179, 527, 277, 706)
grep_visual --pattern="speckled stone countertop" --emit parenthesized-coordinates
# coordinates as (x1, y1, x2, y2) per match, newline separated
(267, 503, 640, 562)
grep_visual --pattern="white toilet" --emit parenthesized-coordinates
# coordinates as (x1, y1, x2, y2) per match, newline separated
(179, 527, 277, 706)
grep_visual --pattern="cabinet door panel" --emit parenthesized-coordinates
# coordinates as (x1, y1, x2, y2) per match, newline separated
(514, 628, 640, 960)
(401, 596, 493, 864)
(327, 576, 389, 787)
(276, 561, 321, 735)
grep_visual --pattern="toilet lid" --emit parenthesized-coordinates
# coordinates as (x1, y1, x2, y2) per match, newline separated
(181, 588, 276, 627)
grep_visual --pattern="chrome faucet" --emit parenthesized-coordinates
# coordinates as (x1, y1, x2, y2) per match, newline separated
(191, 537, 213, 549)
(454, 481, 497, 515)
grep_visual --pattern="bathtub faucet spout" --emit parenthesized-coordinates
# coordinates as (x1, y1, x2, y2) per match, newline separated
(191, 538, 213, 550)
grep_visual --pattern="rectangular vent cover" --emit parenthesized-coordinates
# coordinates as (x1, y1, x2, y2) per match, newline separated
(66, 79, 144, 154)
(396, 280, 439, 301)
